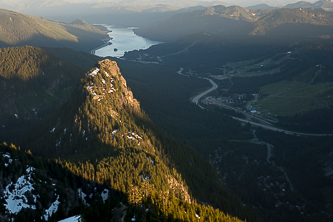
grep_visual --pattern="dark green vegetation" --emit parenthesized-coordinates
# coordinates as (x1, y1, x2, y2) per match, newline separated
(123, 24, 333, 132)
(114, 7, 333, 219)
(226, 44, 333, 119)
(1, 3, 333, 221)
(0, 46, 100, 144)
(0, 8, 108, 52)
(207, 130, 333, 222)
(116, 48, 333, 221)
(115, 60, 252, 156)
(1, 58, 260, 221)
(255, 129, 333, 222)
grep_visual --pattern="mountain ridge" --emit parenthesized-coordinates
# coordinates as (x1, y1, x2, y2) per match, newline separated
(134, 5, 333, 42)
(0, 8, 108, 52)
(0, 46, 100, 144)
(6, 58, 260, 221)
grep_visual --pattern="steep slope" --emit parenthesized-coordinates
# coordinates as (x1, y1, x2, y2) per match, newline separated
(245, 8, 333, 38)
(284, 0, 333, 11)
(0, 143, 78, 221)
(134, 5, 269, 42)
(0, 8, 108, 52)
(0, 142, 126, 222)
(135, 5, 333, 42)
(284, 1, 321, 9)
(15, 59, 260, 221)
(0, 46, 100, 144)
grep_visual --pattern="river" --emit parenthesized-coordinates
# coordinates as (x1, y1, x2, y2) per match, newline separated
(93, 25, 162, 58)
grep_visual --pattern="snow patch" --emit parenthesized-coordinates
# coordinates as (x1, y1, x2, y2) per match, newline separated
(3, 166, 37, 214)
(78, 188, 87, 205)
(101, 189, 109, 203)
(3, 153, 11, 158)
(43, 195, 60, 221)
(89, 68, 100, 77)
(57, 215, 81, 222)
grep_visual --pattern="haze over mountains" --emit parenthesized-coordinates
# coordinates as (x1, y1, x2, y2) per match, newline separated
(0, 8, 108, 51)
(134, 3, 333, 42)
(0, 0, 322, 9)
(1, 0, 331, 26)
(0, 1, 333, 222)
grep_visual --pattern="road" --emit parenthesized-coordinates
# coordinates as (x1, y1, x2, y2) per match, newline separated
(91, 37, 112, 55)
(185, 68, 332, 137)
(191, 78, 218, 105)
(206, 97, 277, 125)
(232, 116, 332, 137)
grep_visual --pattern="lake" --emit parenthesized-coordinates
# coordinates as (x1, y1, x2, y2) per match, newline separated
(94, 25, 162, 58)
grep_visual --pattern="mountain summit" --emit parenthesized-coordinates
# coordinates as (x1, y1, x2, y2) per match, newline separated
(11, 58, 258, 221)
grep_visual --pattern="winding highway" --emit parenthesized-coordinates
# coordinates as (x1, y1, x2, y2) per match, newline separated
(181, 68, 332, 137)
(233, 116, 332, 137)
(191, 78, 218, 104)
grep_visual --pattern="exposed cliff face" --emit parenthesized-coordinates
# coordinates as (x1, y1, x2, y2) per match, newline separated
(96, 59, 140, 111)
(25, 59, 146, 157)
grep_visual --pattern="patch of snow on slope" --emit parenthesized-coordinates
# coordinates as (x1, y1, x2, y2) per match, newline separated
(78, 188, 87, 205)
(43, 195, 60, 221)
(3, 153, 13, 167)
(3, 166, 37, 214)
(57, 215, 81, 222)
(101, 189, 109, 203)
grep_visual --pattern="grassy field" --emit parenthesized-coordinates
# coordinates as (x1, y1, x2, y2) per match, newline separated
(225, 53, 291, 78)
(253, 80, 333, 116)
(222, 47, 333, 117)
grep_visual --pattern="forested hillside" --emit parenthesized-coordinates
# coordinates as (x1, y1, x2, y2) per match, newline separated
(0, 8, 108, 52)
(0, 46, 100, 145)
(0, 59, 261, 221)
(117, 22, 333, 221)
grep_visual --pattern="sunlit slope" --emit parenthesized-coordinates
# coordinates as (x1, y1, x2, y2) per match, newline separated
(16, 59, 260, 221)
(0, 8, 108, 51)
(245, 8, 333, 38)
(135, 5, 333, 42)
(134, 5, 266, 42)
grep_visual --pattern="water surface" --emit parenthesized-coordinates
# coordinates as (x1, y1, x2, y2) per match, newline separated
(95, 25, 162, 58)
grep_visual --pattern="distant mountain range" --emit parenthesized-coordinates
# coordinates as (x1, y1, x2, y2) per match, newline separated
(0, 0, 331, 29)
(0, 8, 108, 52)
(284, 0, 333, 10)
(135, 4, 333, 42)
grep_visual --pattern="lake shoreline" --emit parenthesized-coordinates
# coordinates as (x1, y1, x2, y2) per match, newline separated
(91, 37, 112, 55)
(92, 24, 162, 58)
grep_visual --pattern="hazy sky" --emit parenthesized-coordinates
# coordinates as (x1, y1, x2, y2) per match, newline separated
(223, 0, 318, 6)
(70, 0, 319, 6)
(0, 0, 321, 9)
(0, 0, 320, 7)
(71, 0, 319, 7)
